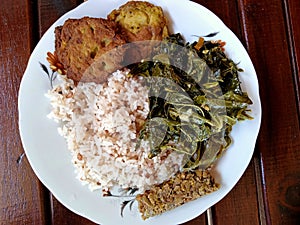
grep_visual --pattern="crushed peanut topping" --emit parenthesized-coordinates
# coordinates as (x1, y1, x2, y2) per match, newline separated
(136, 169, 220, 220)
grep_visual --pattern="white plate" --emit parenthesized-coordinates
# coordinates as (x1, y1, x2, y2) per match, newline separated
(18, 0, 262, 224)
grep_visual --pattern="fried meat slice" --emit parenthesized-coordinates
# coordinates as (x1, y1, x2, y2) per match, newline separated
(55, 17, 126, 84)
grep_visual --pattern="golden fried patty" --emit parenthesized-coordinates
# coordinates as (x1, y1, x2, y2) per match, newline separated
(55, 17, 126, 83)
(107, 1, 169, 42)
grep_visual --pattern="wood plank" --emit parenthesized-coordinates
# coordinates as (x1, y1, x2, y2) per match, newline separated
(180, 215, 206, 225)
(238, 0, 300, 224)
(213, 160, 260, 225)
(193, 0, 242, 37)
(38, 0, 83, 37)
(0, 0, 47, 224)
(284, 0, 300, 114)
(191, 1, 261, 225)
(50, 196, 97, 225)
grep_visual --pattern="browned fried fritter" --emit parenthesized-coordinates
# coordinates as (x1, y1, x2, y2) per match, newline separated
(55, 17, 126, 84)
(107, 1, 169, 42)
(136, 169, 220, 220)
(54, 2, 170, 83)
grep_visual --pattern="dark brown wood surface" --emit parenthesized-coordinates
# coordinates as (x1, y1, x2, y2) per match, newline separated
(0, 0, 299, 224)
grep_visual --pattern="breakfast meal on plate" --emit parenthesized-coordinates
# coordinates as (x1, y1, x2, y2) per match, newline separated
(42, 0, 253, 220)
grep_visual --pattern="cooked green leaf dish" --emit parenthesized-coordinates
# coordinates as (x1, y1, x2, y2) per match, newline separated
(129, 33, 253, 170)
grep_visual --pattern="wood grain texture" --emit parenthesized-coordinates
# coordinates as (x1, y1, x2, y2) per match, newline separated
(284, 0, 300, 116)
(38, 0, 82, 37)
(50, 196, 96, 225)
(180, 214, 206, 225)
(238, 0, 300, 224)
(0, 0, 47, 224)
(213, 161, 260, 225)
(193, 0, 242, 37)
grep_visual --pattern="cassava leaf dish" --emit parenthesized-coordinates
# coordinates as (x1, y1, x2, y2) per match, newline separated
(129, 33, 253, 170)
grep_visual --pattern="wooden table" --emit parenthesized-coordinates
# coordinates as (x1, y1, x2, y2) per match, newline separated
(1, 0, 299, 224)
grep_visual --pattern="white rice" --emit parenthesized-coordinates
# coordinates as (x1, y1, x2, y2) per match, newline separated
(47, 70, 183, 192)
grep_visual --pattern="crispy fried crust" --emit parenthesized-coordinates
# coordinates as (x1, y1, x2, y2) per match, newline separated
(55, 17, 126, 84)
(54, 2, 170, 83)
(107, 1, 169, 42)
(136, 169, 220, 220)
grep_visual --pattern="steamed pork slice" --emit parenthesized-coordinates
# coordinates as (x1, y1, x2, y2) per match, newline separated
(55, 17, 126, 84)
(107, 1, 169, 42)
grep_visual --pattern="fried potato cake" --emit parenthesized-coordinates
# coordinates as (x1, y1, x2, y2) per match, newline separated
(107, 1, 169, 42)
(55, 17, 126, 84)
